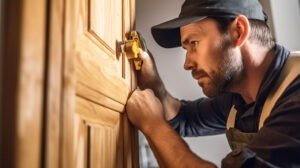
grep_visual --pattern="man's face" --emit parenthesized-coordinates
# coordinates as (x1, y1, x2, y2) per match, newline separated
(180, 18, 243, 97)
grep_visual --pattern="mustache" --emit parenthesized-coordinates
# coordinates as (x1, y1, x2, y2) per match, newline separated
(191, 70, 209, 79)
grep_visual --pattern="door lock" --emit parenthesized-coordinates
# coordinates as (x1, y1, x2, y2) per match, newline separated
(119, 31, 147, 70)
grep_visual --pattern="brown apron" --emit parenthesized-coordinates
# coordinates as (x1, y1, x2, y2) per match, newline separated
(225, 52, 300, 151)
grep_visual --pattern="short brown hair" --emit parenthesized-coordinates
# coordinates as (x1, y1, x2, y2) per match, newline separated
(212, 17, 275, 49)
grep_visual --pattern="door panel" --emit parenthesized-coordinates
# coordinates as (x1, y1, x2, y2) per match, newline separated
(89, 0, 122, 52)
(76, 43, 128, 112)
(62, 0, 138, 167)
(75, 96, 123, 168)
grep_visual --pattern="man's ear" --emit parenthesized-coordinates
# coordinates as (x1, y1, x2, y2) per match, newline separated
(229, 15, 250, 47)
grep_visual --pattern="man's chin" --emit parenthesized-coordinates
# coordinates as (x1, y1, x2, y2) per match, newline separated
(201, 86, 219, 98)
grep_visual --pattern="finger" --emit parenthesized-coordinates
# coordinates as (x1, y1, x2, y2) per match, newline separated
(146, 50, 156, 61)
(138, 49, 157, 71)
(138, 49, 150, 61)
(143, 88, 154, 95)
(127, 88, 140, 100)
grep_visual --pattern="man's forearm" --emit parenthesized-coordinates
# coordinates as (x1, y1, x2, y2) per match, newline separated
(143, 121, 216, 168)
(161, 93, 181, 120)
(152, 83, 181, 120)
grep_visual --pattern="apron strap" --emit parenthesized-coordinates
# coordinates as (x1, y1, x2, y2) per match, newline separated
(226, 106, 237, 129)
(259, 52, 300, 129)
(226, 52, 300, 130)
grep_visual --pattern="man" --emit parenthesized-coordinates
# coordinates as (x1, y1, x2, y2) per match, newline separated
(126, 0, 300, 167)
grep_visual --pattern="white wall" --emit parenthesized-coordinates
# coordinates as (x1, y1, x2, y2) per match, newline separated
(136, 0, 300, 167)
(269, 0, 300, 50)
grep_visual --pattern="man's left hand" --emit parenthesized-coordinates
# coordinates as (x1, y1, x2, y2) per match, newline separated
(126, 89, 165, 135)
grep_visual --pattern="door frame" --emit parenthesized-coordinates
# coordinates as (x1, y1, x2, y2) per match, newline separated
(0, 0, 46, 167)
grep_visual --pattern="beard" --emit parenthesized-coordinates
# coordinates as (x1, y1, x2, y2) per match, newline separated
(201, 34, 244, 98)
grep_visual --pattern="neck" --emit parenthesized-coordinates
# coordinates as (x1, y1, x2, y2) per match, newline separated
(230, 43, 275, 104)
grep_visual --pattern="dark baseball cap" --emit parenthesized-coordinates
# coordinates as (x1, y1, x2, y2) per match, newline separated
(151, 0, 267, 48)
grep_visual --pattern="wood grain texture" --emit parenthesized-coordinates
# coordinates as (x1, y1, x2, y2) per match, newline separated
(43, 0, 64, 167)
(2, 0, 138, 167)
(89, 120, 122, 168)
(1, 0, 46, 167)
(61, 0, 138, 167)
(75, 37, 130, 110)
(16, 0, 46, 167)
(76, 97, 120, 126)
(61, 0, 78, 167)
(73, 112, 88, 168)
(89, 0, 122, 53)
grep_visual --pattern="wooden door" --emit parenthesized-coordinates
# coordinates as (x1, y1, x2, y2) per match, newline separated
(1, 0, 138, 167)
(45, 0, 139, 167)
(65, 0, 139, 167)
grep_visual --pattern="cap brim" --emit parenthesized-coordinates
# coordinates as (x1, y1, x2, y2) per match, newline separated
(151, 16, 207, 48)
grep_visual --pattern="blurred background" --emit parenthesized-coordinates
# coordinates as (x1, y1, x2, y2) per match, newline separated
(136, 0, 300, 167)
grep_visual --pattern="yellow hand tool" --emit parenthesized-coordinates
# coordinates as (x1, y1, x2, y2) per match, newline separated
(119, 31, 147, 70)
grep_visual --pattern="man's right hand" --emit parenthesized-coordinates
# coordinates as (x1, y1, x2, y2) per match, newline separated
(137, 49, 166, 99)
(136, 49, 181, 121)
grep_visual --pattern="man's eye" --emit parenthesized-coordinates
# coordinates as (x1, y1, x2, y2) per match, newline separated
(190, 41, 198, 45)
(190, 41, 199, 47)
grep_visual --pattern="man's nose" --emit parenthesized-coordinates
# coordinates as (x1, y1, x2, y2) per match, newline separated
(184, 52, 195, 70)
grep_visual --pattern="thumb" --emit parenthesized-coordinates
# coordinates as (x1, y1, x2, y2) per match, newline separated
(139, 49, 151, 61)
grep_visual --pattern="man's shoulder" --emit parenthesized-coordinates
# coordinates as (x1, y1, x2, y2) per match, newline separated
(269, 75, 300, 118)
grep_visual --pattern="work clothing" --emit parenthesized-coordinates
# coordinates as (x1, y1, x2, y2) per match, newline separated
(169, 44, 300, 167)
